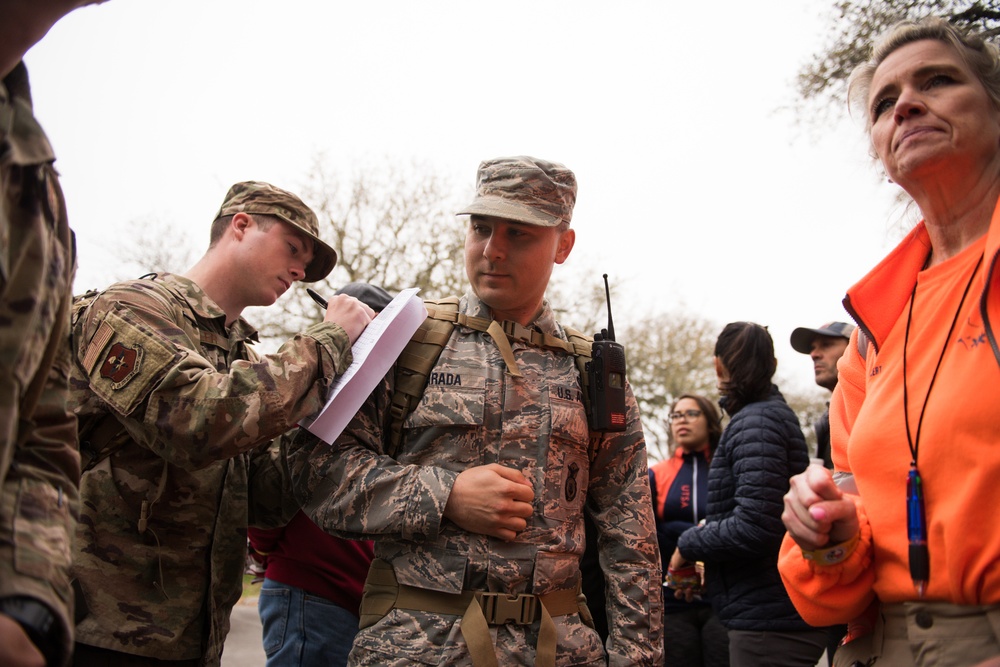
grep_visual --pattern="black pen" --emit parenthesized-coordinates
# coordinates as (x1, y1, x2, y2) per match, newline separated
(306, 287, 328, 310)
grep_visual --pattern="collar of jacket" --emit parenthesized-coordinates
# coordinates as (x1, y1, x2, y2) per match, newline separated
(843, 194, 1000, 366)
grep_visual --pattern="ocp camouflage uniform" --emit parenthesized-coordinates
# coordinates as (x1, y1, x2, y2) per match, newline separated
(0, 62, 78, 667)
(290, 291, 663, 666)
(70, 272, 353, 666)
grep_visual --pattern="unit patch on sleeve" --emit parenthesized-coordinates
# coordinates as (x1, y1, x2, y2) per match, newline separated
(85, 309, 179, 417)
(100, 341, 144, 390)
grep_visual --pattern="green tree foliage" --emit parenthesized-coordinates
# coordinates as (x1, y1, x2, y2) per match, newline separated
(799, 0, 1000, 119)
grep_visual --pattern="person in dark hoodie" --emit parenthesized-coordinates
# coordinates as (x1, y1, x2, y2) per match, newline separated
(671, 322, 825, 667)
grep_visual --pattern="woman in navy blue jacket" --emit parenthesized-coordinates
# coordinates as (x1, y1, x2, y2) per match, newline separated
(672, 322, 826, 667)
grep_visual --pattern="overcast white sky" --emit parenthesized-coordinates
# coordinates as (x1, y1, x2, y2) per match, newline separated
(24, 0, 906, 395)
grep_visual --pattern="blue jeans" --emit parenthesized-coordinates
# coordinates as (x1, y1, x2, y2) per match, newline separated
(258, 578, 360, 667)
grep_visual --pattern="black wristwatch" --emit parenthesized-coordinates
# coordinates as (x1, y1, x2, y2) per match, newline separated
(0, 596, 65, 666)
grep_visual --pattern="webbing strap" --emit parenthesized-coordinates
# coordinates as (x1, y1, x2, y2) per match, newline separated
(440, 310, 522, 377)
(461, 596, 497, 667)
(484, 319, 522, 377)
(393, 584, 579, 620)
(458, 593, 558, 667)
(386, 578, 579, 667)
(501, 320, 577, 355)
(389, 300, 597, 449)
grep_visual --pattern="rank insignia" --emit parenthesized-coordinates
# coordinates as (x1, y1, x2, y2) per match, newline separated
(100, 342, 144, 389)
(565, 462, 579, 502)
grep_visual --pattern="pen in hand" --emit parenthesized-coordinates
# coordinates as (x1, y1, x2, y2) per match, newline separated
(306, 287, 328, 310)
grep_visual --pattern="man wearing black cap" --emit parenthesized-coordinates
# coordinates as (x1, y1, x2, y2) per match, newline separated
(289, 156, 662, 666)
(790, 321, 854, 663)
(69, 182, 374, 666)
(790, 321, 855, 469)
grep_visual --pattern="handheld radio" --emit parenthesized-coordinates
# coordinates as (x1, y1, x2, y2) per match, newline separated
(587, 274, 627, 431)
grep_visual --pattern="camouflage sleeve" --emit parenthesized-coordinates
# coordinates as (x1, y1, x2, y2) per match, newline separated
(73, 287, 353, 471)
(286, 374, 458, 542)
(0, 84, 78, 666)
(0, 351, 79, 666)
(586, 383, 663, 667)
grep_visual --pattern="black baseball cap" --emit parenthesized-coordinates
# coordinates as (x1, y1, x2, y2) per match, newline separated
(790, 321, 855, 354)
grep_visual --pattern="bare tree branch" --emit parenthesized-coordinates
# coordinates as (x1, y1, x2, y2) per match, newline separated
(794, 0, 1000, 128)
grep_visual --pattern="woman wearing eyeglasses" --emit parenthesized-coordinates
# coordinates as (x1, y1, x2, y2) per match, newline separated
(649, 394, 729, 666)
(670, 322, 825, 667)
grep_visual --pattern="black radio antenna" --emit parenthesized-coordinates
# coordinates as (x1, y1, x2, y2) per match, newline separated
(603, 273, 616, 342)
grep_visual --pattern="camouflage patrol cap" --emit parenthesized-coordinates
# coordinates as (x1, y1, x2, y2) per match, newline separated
(456, 156, 577, 227)
(216, 181, 336, 282)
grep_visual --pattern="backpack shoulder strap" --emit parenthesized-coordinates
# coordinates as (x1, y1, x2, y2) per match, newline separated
(388, 298, 461, 449)
(563, 326, 594, 421)
(388, 300, 598, 448)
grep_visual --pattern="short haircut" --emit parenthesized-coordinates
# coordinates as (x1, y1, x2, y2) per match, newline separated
(208, 213, 276, 247)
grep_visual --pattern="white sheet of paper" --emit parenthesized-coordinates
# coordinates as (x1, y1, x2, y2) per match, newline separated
(299, 287, 426, 444)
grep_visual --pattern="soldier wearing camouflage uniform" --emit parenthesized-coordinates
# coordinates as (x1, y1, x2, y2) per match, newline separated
(69, 182, 375, 666)
(0, 3, 107, 665)
(289, 156, 663, 666)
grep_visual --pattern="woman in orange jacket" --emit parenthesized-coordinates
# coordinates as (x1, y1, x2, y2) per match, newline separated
(779, 16, 1000, 667)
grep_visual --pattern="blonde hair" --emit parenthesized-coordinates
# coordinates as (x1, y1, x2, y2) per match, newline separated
(848, 17, 1000, 130)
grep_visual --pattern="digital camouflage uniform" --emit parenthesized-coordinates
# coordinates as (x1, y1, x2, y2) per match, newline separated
(70, 272, 353, 665)
(0, 62, 78, 667)
(290, 291, 663, 666)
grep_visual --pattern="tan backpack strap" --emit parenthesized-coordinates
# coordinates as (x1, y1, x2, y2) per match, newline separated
(479, 319, 522, 378)
(431, 303, 522, 378)
(461, 596, 499, 667)
(388, 299, 462, 449)
(564, 327, 595, 425)
(501, 320, 577, 356)
(390, 301, 599, 448)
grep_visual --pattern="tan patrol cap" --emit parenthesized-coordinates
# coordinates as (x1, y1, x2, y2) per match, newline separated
(216, 181, 337, 282)
(456, 156, 577, 227)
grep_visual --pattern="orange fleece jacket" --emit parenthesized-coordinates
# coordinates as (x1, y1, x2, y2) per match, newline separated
(779, 199, 1000, 627)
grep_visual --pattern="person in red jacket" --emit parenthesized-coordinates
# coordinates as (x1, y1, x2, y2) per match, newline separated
(249, 282, 389, 667)
(649, 394, 728, 667)
(780, 16, 1000, 667)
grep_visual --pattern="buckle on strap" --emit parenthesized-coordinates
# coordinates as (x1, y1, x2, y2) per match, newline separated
(476, 592, 538, 625)
(501, 320, 533, 343)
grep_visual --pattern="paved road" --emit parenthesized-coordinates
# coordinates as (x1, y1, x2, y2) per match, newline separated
(222, 597, 266, 667)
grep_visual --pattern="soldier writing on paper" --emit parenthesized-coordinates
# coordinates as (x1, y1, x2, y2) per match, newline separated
(69, 182, 373, 666)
